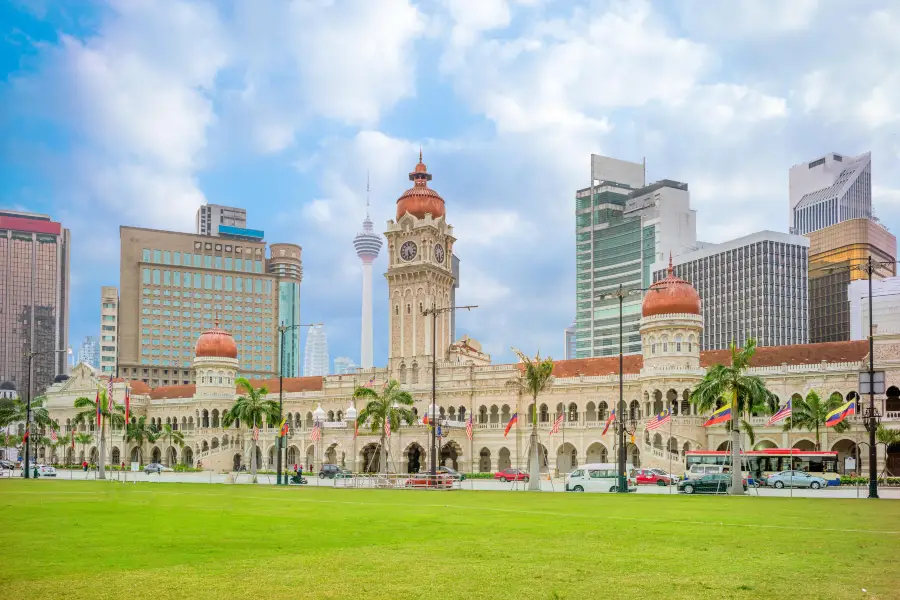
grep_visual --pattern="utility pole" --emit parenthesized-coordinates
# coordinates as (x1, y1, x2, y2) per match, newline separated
(23, 348, 66, 478)
(276, 322, 321, 485)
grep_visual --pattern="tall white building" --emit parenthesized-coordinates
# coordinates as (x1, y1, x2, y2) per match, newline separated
(99, 286, 118, 375)
(654, 231, 809, 350)
(77, 336, 100, 369)
(303, 325, 329, 376)
(353, 176, 382, 368)
(333, 357, 358, 375)
(196, 204, 248, 237)
(789, 152, 872, 235)
(849, 276, 900, 339)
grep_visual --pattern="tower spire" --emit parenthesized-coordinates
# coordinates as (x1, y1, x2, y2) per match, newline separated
(366, 169, 370, 219)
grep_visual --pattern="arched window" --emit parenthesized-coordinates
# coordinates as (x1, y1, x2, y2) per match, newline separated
(675, 334, 683, 352)
(688, 335, 695, 353)
(399, 363, 407, 385)
(649, 336, 657, 354)
(411, 362, 419, 384)
(661, 335, 669, 353)
(395, 305, 399, 316)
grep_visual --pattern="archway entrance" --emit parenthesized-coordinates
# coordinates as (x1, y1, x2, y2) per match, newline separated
(165, 447, 176, 466)
(627, 443, 640, 468)
(233, 453, 242, 471)
(792, 440, 816, 452)
(305, 445, 315, 471)
(361, 442, 381, 473)
(498, 447, 511, 471)
(478, 447, 491, 473)
(130, 447, 140, 463)
(89, 447, 99, 464)
(440, 440, 461, 470)
(287, 445, 299, 466)
(325, 444, 338, 466)
(406, 443, 424, 473)
(887, 442, 900, 477)
(831, 439, 858, 474)
(585, 442, 608, 465)
(111, 447, 121, 466)
(182, 447, 194, 467)
(151, 447, 162, 464)
(557, 442, 577, 473)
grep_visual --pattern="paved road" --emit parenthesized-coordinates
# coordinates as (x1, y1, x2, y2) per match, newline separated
(6, 469, 899, 498)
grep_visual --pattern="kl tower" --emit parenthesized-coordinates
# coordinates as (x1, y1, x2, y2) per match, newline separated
(353, 174, 383, 368)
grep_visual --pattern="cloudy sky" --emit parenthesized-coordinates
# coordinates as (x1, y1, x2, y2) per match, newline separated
(2, 0, 899, 370)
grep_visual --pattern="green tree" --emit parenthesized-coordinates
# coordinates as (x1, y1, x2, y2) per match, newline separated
(126, 416, 159, 464)
(876, 425, 900, 446)
(512, 348, 555, 490)
(74, 432, 93, 464)
(155, 424, 185, 466)
(690, 339, 776, 495)
(0, 395, 57, 430)
(783, 391, 850, 450)
(222, 378, 277, 481)
(353, 380, 415, 475)
(72, 391, 124, 479)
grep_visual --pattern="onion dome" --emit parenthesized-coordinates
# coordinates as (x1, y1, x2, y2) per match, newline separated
(53, 374, 70, 383)
(195, 323, 238, 359)
(642, 254, 702, 318)
(396, 149, 446, 220)
(313, 403, 326, 422)
(1, 381, 16, 391)
(345, 402, 357, 421)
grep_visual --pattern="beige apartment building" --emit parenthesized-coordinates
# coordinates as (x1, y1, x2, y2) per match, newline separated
(99, 286, 119, 376)
(117, 226, 294, 388)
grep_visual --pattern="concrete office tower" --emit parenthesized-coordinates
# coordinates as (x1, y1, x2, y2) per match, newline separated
(303, 325, 329, 376)
(100, 286, 119, 375)
(268, 244, 303, 377)
(196, 204, 248, 237)
(789, 152, 872, 235)
(575, 155, 697, 358)
(806, 219, 896, 342)
(118, 226, 279, 388)
(77, 336, 100, 369)
(850, 276, 900, 339)
(0, 210, 70, 396)
(353, 175, 383, 368)
(334, 357, 358, 375)
(654, 231, 809, 350)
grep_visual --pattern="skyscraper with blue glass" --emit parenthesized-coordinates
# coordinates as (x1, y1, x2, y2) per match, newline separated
(268, 243, 303, 378)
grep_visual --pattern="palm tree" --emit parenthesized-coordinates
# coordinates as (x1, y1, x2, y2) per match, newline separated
(74, 432, 93, 464)
(155, 424, 185, 466)
(512, 348, 555, 491)
(0, 395, 57, 430)
(783, 391, 849, 450)
(354, 380, 415, 475)
(53, 434, 73, 465)
(223, 378, 278, 481)
(690, 338, 776, 495)
(126, 416, 158, 464)
(72, 391, 124, 479)
(876, 424, 900, 446)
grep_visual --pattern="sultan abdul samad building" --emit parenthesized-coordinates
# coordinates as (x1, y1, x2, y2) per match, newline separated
(44, 156, 900, 476)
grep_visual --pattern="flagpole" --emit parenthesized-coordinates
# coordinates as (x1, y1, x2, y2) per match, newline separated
(668, 409, 673, 495)
(561, 411, 565, 478)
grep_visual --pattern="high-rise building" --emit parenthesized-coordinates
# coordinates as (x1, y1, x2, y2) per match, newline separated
(353, 176, 382, 369)
(789, 152, 871, 235)
(654, 231, 809, 350)
(806, 218, 896, 343)
(100, 286, 119, 375)
(77, 336, 100, 369)
(268, 244, 303, 377)
(850, 276, 900, 339)
(334, 356, 358, 375)
(575, 155, 696, 358)
(196, 204, 248, 237)
(0, 210, 70, 396)
(118, 226, 280, 388)
(303, 325, 329, 376)
(564, 321, 576, 360)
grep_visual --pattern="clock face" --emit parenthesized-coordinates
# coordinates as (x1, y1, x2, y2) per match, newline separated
(400, 241, 418, 261)
(434, 244, 445, 264)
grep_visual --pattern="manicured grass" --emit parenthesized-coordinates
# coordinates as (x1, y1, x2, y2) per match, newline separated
(1, 480, 898, 599)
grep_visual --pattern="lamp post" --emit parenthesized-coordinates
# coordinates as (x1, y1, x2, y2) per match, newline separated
(276, 322, 321, 486)
(422, 303, 477, 476)
(23, 348, 66, 479)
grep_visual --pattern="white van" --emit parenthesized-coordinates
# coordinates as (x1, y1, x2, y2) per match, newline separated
(684, 464, 726, 480)
(565, 463, 636, 493)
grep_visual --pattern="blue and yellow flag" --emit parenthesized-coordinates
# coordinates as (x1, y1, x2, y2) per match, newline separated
(825, 400, 856, 427)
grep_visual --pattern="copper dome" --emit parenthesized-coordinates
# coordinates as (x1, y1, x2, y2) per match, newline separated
(642, 256, 701, 318)
(396, 150, 446, 221)
(195, 326, 238, 359)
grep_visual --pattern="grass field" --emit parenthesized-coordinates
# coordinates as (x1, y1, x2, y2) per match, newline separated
(1, 480, 898, 599)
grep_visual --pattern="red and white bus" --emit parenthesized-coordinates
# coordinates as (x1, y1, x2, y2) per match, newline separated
(684, 449, 841, 486)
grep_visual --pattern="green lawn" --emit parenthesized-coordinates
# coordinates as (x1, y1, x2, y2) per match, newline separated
(1, 480, 898, 599)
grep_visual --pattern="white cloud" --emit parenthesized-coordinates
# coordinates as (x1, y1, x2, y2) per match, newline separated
(676, 0, 821, 38)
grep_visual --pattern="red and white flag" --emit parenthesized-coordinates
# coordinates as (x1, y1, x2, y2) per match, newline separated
(465, 414, 473, 440)
(50, 429, 58, 442)
(124, 387, 131, 425)
(550, 413, 564, 435)
(107, 379, 114, 411)
(646, 409, 671, 431)
(252, 425, 260, 441)
(384, 419, 391, 438)
(310, 421, 321, 442)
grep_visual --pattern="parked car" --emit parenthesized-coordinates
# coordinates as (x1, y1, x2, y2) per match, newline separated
(494, 469, 529, 482)
(567, 464, 636, 492)
(437, 466, 466, 481)
(764, 470, 827, 489)
(319, 464, 342, 479)
(0, 459, 15, 470)
(405, 472, 454, 489)
(144, 462, 171, 474)
(650, 468, 680, 483)
(630, 468, 674, 486)
(333, 468, 353, 479)
(683, 464, 727, 480)
(678, 473, 747, 495)
(23, 464, 56, 477)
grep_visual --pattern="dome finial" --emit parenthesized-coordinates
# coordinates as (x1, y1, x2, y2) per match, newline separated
(419, 145, 423, 164)
(668, 251, 673, 276)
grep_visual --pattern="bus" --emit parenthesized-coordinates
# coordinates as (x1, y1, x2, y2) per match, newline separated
(684, 449, 841, 486)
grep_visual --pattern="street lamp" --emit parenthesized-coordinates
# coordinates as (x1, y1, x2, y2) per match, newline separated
(422, 303, 477, 476)
(23, 348, 67, 479)
(276, 322, 322, 486)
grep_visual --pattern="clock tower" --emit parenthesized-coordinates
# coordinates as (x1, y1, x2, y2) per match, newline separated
(385, 151, 457, 379)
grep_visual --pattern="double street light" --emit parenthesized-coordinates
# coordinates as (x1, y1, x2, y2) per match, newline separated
(23, 348, 67, 479)
(276, 322, 322, 486)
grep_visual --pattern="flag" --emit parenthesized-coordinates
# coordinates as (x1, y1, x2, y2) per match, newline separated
(364, 376, 376, 388)
(95, 389, 101, 427)
(310, 421, 321, 442)
(385, 419, 391, 438)
(279, 418, 289, 437)
(252, 425, 260, 441)
(107, 379, 114, 412)
(466, 414, 473, 440)
(825, 399, 856, 427)
(766, 399, 792, 426)
(602, 409, 616, 435)
(50, 429, 58, 442)
(646, 409, 671, 431)
(703, 404, 732, 427)
(124, 387, 131, 425)
(550, 413, 564, 435)
(23, 430, 29, 442)
(354, 420, 358, 439)
(71, 430, 75, 448)
(503, 412, 518, 438)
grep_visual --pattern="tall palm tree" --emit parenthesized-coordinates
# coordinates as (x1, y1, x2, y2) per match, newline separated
(354, 380, 415, 475)
(74, 432, 93, 464)
(512, 348, 555, 491)
(155, 424, 185, 466)
(876, 424, 900, 446)
(223, 378, 278, 481)
(72, 391, 124, 479)
(783, 391, 849, 450)
(0, 395, 57, 430)
(126, 416, 158, 464)
(690, 338, 775, 495)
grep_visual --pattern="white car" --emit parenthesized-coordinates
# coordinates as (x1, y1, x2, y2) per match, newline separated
(35, 465, 56, 477)
(650, 468, 680, 483)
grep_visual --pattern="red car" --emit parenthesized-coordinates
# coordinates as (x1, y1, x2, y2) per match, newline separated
(630, 468, 673, 486)
(494, 469, 529, 482)
(405, 473, 453, 489)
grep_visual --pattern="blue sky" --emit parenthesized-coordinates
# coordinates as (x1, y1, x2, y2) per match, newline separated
(2, 0, 899, 370)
